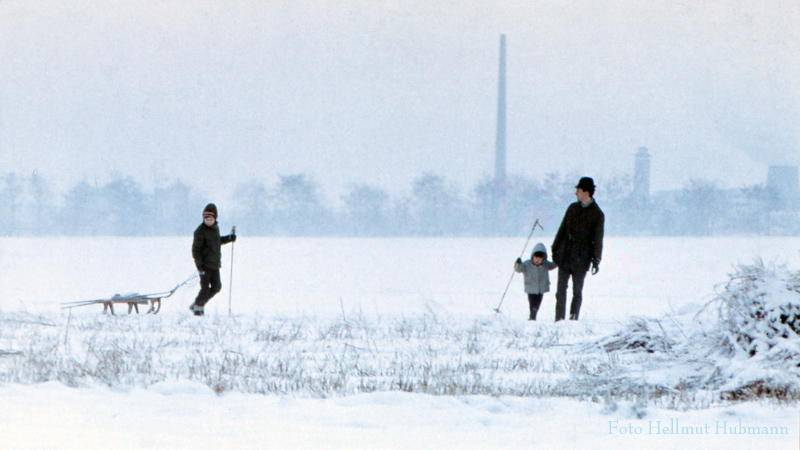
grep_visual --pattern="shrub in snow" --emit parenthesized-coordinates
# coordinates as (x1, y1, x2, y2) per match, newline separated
(582, 260, 800, 404)
(596, 317, 674, 354)
(709, 260, 800, 358)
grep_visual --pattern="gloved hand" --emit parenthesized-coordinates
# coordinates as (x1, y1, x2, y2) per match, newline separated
(591, 260, 600, 275)
(229, 234, 237, 243)
(515, 258, 522, 265)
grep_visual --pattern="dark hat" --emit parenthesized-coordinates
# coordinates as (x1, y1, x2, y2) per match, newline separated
(575, 177, 596, 195)
(203, 203, 218, 219)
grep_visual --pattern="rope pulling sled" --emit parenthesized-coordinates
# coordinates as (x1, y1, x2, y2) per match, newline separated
(61, 273, 198, 315)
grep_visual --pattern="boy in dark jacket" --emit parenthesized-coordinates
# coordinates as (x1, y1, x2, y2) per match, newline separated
(515, 243, 558, 320)
(190, 203, 236, 316)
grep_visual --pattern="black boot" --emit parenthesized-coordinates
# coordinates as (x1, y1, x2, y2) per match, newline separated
(190, 303, 204, 316)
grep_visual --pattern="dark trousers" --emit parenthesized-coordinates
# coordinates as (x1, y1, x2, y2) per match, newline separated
(195, 269, 222, 307)
(555, 267, 587, 321)
(527, 294, 543, 320)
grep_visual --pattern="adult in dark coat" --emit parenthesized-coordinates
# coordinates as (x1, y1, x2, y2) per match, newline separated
(551, 177, 604, 321)
(190, 203, 236, 316)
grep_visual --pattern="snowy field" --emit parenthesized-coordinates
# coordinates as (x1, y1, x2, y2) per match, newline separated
(1, 236, 800, 449)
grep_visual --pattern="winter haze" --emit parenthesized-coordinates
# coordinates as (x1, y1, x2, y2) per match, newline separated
(1, 0, 798, 203)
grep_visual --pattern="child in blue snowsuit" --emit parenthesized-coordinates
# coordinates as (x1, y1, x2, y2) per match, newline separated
(514, 243, 558, 320)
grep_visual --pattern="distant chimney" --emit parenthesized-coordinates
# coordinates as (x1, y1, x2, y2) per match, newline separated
(633, 147, 651, 203)
(766, 165, 800, 208)
(494, 34, 507, 192)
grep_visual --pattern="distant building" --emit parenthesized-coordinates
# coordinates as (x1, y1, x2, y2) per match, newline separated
(633, 147, 651, 205)
(641, 154, 799, 235)
(766, 165, 800, 209)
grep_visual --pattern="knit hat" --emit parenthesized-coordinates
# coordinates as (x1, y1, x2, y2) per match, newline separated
(203, 203, 218, 219)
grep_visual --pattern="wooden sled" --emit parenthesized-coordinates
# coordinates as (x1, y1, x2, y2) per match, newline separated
(99, 293, 163, 315)
(61, 274, 196, 315)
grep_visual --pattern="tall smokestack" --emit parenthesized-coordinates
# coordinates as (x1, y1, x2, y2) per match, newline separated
(494, 34, 507, 192)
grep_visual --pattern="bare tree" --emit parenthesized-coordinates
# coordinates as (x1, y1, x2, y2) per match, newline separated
(341, 183, 390, 236)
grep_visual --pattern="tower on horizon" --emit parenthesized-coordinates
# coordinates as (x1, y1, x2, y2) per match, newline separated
(494, 34, 507, 194)
(633, 147, 651, 204)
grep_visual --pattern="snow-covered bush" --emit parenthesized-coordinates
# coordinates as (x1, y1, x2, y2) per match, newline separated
(709, 260, 800, 358)
(595, 317, 674, 354)
(586, 260, 800, 404)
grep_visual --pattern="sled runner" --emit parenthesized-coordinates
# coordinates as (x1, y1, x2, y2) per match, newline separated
(61, 274, 197, 315)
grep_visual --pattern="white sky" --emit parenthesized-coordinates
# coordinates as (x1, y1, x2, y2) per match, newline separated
(1, 0, 798, 201)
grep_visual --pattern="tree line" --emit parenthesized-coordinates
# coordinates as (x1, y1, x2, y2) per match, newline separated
(0, 171, 797, 237)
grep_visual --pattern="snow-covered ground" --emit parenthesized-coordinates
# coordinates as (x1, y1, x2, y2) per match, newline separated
(6, 235, 800, 320)
(1, 381, 796, 450)
(1, 236, 799, 449)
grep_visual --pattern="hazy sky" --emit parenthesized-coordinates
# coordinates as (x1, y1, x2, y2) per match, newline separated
(1, 0, 798, 202)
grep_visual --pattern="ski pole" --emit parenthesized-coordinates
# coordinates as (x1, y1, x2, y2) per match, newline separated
(493, 218, 543, 314)
(228, 226, 236, 317)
